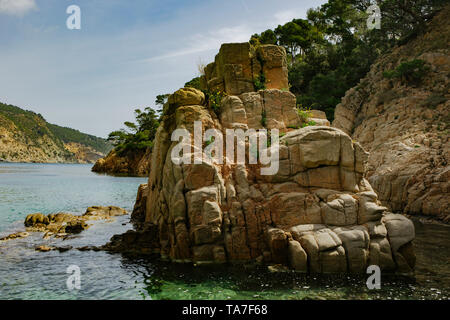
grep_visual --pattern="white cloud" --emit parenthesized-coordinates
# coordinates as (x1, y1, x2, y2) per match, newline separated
(0, 0, 36, 16)
(140, 24, 255, 63)
(274, 10, 301, 25)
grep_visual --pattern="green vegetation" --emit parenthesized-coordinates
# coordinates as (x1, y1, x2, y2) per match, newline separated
(185, 77, 202, 90)
(250, 0, 446, 120)
(261, 109, 267, 127)
(0, 102, 111, 157)
(302, 120, 317, 128)
(253, 73, 266, 91)
(204, 90, 227, 116)
(107, 107, 160, 156)
(297, 106, 312, 122)
(383, 59, 430, 84)
(0, 102, 58, 145)
(48, 124, 112, 154)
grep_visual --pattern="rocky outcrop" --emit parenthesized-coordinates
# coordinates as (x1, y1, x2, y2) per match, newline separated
(104, 43, 415, 274)
(201, 42, 289, 95)
(333, 6, 449, 222)
(23, 206, 127, 239)
(92, 148, 151, 176)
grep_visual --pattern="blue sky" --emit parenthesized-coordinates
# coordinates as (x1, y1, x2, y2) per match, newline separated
(0, 0, 327, 138)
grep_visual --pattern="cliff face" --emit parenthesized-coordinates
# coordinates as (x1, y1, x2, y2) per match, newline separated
(91, 148, 151, 176)
(0, 103, 111, 163)
(333, 6, 449, 222)
(104, 43, 416, 274)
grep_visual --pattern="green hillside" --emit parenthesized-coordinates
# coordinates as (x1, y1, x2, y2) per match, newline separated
(0, 102, 112, 162)
(48, 123, 112, 155)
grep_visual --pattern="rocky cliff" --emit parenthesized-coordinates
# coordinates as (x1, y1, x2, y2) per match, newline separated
(104, 43, 416, 274)
(333, 6, 449, 222)
(0, 102, 111, 163)
(92, 148, 151, 176)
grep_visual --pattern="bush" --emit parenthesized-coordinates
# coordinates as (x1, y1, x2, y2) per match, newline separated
(204, 90, 227, 116)
(253, 73, 266, 91)
(108, 107, 159, 156)
(297, 106, 312, 122)
(383, 59, 429, 84)
(185, 77, 202, 90)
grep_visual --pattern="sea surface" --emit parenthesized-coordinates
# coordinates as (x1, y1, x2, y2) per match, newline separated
(0, 163, 448, 300)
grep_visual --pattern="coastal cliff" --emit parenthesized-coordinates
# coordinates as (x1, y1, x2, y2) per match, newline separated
(92, 148, 151, 176)
(333, 6, 449, 222)
(0, 102, 112, 163)
(104, 43, 416, 274)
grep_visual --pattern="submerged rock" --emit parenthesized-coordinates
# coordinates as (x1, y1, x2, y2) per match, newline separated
(103, 42, 416, 274)
(35, 245, 53, 252)
(0, 232, 30, 242)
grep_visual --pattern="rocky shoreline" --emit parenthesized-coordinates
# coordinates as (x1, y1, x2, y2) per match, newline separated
(92, 148, 151, 177)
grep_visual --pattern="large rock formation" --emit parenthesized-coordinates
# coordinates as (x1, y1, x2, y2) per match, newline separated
(333, 6, 449, 222)
(202, 42, 289, 95)
(92, 148, 151, 176)
(104, 43, 415, 274)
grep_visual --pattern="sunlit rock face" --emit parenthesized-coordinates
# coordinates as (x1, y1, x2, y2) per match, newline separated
(104, 42, 415, 274)
(333, 6, 450, 223)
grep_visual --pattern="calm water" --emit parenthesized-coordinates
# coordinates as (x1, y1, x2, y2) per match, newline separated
(0, 163, 448, 300)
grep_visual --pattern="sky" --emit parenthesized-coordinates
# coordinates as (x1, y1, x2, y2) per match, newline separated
(0, 0, 327, 138)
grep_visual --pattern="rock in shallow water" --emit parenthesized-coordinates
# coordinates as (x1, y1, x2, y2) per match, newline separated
(22, 206, 127, 238)
(0, 232, 30, 242)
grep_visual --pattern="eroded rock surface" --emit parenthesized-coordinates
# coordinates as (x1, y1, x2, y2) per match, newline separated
(104, 43, 416, 273)
(92, 148, 151, 177)
(333, 7, 449, 222)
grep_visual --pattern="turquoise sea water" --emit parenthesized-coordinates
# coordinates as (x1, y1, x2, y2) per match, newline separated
(0, 163, 449, 300)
